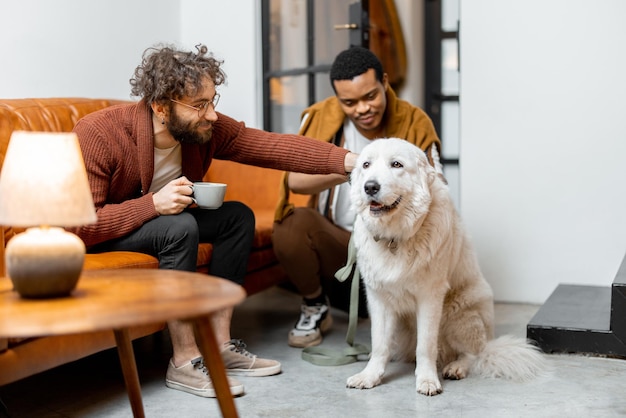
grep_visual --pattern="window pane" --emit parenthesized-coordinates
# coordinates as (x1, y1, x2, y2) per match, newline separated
(441, 101, 459, 159)
(315, 72, 334, 102)
(268, 0, 308, 71)
(443, 164, 460, 210)
(441, 39, 459, 95)
(442, 0, 459, 32)
(313, 0, 355, 66)
(269, 75, 308, 134)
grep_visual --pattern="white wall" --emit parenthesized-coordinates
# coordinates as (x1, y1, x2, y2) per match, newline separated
(4, 0, 624, 304)
(460, 0, 626, 303)
(0, 0, 261, 127)
(180, 1, 262, 127)
(0, 0, 180, 100)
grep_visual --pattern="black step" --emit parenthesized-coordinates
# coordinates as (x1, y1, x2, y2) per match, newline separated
(611, 253, 626, 336)
(526, 253, 626, 358)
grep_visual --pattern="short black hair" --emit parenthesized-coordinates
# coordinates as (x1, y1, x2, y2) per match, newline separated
(329, 46, 384, 91)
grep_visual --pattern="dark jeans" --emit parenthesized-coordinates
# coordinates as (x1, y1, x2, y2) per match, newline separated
(88, 201, 255, 285)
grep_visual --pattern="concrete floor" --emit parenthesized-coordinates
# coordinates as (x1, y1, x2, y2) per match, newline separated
(2, 286, 626, 417)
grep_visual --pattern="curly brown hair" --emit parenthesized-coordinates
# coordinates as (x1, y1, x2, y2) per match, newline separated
(130, 43, 226, 104)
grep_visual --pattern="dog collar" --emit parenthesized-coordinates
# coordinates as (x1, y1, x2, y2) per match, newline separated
(373, 235, 398, 254)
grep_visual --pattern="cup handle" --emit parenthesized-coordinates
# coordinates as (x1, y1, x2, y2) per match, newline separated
(188, 185, 197, 204)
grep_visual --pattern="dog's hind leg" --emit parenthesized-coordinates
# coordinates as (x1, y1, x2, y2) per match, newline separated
(441, 309, 488, 380)
(347, 292, 394, 389)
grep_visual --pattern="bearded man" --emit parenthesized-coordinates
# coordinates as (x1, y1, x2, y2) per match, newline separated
(73, 43, 357, 398)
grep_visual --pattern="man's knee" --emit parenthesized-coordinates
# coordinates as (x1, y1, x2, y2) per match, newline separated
(153, 213, 199, 271)
(222, 202, 255, 244)
(273, 207, 321, 257)
(228, 201, 255, 229)
(274, 207, 322, 239)
(161, 212, 200, 247)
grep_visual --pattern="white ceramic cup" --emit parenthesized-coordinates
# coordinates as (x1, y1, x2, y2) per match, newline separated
(191, 182, 227, 209)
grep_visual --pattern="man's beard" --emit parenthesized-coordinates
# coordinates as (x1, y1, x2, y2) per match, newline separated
(167, 110, 213, 145)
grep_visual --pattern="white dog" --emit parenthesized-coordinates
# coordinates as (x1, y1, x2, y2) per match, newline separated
(346, 138, 545, 396)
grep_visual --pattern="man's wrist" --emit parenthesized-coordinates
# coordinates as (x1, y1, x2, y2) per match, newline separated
(344, 152, 358, 173)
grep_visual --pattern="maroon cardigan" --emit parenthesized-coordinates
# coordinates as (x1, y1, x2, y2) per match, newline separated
(72, 100, 349, 247)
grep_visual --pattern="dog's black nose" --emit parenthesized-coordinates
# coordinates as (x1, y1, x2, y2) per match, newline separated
(364, 180, 380, 196)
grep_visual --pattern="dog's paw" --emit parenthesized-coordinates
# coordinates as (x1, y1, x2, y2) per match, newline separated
(346, 372, 381, 389)
(416, 377, 442, 396)
(442, 361, 469, 380)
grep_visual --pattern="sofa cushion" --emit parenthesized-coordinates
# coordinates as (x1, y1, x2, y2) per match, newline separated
(83, 251, 159, 270)
(84, 245, 216, 271)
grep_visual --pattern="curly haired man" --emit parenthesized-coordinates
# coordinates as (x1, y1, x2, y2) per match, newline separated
(72, 44, 357, 398)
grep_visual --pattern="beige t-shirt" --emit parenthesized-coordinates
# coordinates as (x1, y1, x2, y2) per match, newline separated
(149, 143, 182, 193)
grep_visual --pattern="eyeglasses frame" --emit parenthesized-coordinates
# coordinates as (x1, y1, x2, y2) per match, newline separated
(170, 93, 220, 117)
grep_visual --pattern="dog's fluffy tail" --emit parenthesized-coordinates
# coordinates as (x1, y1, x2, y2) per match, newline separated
(471, 335, 548, 381)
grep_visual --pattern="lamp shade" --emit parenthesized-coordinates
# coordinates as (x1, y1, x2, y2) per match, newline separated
(0, 131, 97, 227)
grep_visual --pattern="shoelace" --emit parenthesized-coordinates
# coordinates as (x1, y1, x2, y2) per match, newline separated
(190, 357, 209, 375)
(298, 304, 324, 326)
(299, 304, 324, 327)
(226, 339, 256, 358)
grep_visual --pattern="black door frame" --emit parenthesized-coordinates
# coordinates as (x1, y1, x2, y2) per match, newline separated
(424, 0, 459, 167)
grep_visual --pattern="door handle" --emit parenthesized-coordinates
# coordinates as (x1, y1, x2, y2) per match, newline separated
(334, 23, 358, 30)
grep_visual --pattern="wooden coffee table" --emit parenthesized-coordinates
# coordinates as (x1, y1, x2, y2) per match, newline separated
(0, 269, 246, 418)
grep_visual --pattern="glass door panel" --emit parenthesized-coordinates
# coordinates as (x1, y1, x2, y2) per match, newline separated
(442, 0, 459, 32)
(267, 0, 308, 72)
(263, 0, 366, 133)
(442, 38, 459, 95)
(313, 1, 355, 66)
(315, 72, 335, 103)
(441, 101, 459, 160)
(270, 75, 309, 135)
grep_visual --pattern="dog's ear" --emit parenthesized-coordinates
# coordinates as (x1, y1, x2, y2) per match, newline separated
(417, 149, 436, 187)
(427, 145, 448, 185)
(429, 145, 444, 175)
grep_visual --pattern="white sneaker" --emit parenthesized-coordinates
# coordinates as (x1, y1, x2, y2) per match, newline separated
(288, 301, 333, 348)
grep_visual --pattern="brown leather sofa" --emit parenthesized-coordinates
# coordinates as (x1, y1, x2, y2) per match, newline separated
(0, 98, 306, 385)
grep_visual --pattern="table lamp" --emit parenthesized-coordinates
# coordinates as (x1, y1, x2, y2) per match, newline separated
(0, 131, 97, 298)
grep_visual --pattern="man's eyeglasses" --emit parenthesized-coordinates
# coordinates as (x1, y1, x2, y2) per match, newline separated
(170, 93, 220, 117)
